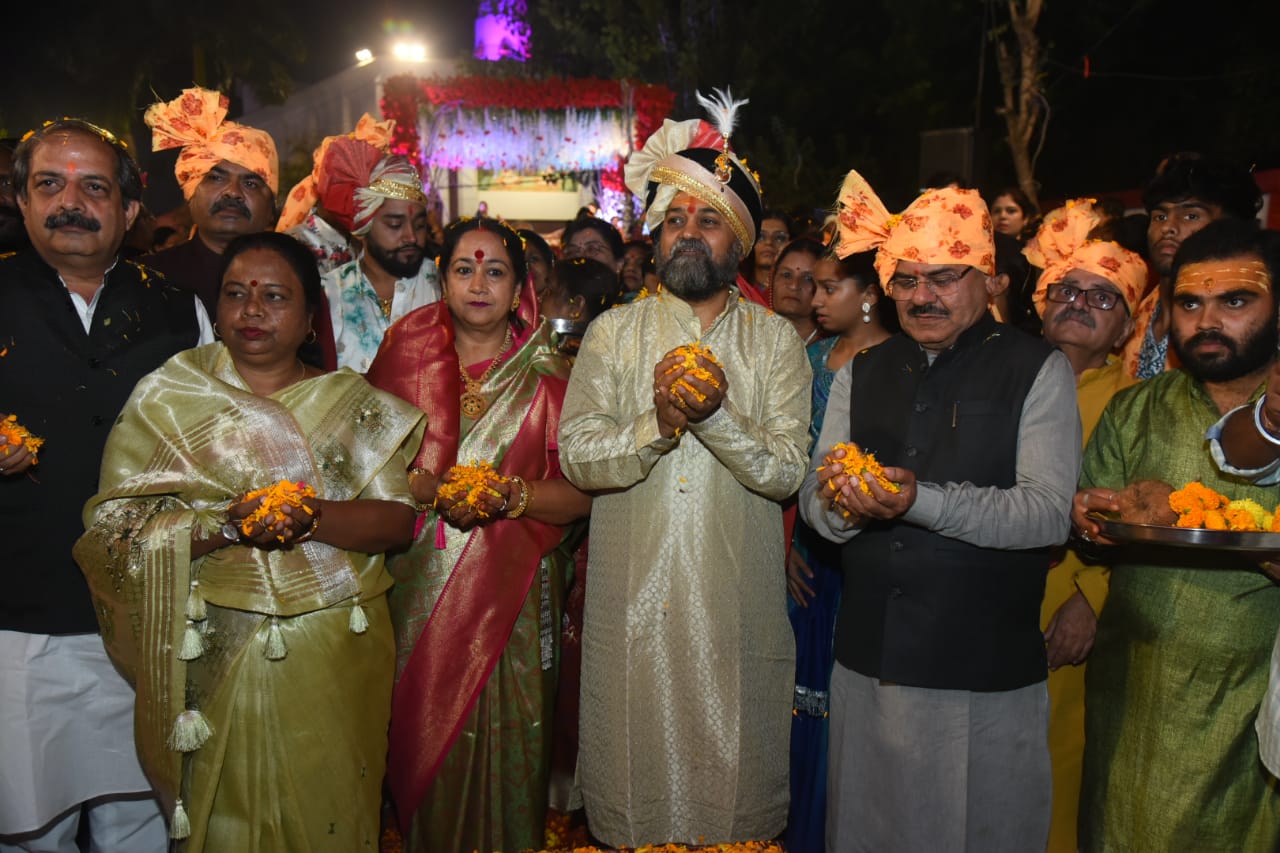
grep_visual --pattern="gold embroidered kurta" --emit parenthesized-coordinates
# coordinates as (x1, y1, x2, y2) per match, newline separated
(559, 288, 811, 846)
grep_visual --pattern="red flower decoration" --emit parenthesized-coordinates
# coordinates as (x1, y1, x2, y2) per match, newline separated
(180, 93, 203, 116)
(1098, 255, 1122, 273)
(1052, 218, 1069, 232)
(952, 204, 973, 219)
(948, 239, 971, 259)
(903, 214, 928, 231)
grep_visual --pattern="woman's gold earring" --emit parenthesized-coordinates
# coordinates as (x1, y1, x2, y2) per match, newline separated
(512, 293, 521, 311)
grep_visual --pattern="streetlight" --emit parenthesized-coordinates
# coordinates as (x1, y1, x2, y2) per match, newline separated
(391, 42, 428, 63)
(354, 48, 374, 66)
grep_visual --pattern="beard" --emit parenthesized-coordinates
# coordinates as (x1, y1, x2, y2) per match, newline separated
(1171, 322, 1278, 383)
(367, 239, 424, 279)
(656, 237, 742, 301)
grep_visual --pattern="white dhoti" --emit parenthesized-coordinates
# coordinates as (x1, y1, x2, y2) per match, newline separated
(0, 631, 162, 849)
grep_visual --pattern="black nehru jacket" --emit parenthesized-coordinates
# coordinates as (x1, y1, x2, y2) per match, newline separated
(0, 251, 201, 634)
(837, 313, 1055, 691)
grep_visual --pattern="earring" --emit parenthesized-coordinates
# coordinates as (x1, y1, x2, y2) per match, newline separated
(213, 322, 221, 339)
(305, 328, 317, 344)
(511, 293, 521, 311)
(861, 301, 872, 324)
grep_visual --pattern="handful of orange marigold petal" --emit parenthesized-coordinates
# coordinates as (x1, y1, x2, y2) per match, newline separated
(1167, 481, 1280, 532)
(666, 343, 723, 403)
(241, 480, 317, 541)
(436, 461, 508, 518)
(822, 442, 900, 516)
(1, 414, 45, 463)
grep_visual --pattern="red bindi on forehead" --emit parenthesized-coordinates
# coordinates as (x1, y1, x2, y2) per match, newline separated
(250, 280, 258, 287)
(66, 162, 78, 173)
(475, 249, 485, 261)
(686, 202, 698, 214)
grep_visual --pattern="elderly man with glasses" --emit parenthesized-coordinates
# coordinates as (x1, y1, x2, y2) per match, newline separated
(799, 171, 1080, 852)
(1022, 199, 1146, 853)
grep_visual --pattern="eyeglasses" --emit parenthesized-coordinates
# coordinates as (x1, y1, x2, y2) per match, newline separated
(566, 241, 611, 259)
(1045, 282, 1123, 312)
(885, 267, 972, 301)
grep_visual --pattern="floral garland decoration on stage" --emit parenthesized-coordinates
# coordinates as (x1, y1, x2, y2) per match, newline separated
(380, 73, 675, 176)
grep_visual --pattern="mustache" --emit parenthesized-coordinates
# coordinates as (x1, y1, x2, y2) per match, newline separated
(1186, 330, 1237, 351)
(669, 238, 710, 260)
(44, 210, 101, 231)
(1053, 307, 1096, 329)
(210, 196, 252, 218)
(908, 304, 949, 318)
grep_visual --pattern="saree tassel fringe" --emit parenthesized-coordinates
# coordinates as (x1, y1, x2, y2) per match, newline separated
(185, 580, 207, 621)
(170, 799, 191, 840)
(177, 621, 204, 661)
(265, 616, 288, 660)
(349, 599, 369, 634)
(167, 709, 213, 753)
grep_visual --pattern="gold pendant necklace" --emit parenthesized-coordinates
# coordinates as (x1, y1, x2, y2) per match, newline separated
(378, 296, 393, 319)
(458, 325, 513, 419)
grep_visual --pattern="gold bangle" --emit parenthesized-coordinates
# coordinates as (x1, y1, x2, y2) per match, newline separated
(408, 467, 432, 513)
(293, 507, 321, 544)
(506, 475, 532, 519)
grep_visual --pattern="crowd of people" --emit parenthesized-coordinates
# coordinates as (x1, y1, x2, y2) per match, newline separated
(2, 80, 1280, 853)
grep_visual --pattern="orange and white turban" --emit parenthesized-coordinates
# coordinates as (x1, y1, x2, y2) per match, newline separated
(275, 113, 395, 232)
(144, 87, 279, 200)
(624, 89, 763, 254)
(1023, 198, 1147, 315)
(833, 169, 995, 285)
(350, 155, 428, 237)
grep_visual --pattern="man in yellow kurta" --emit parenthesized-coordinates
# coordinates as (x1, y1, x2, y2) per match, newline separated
(559, 92, 812, 847)
(1023, 200, 1146, 852)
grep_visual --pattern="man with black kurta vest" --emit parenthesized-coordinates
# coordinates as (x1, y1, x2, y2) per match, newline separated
(0, 119, 211, 851)
(799, 170, 1079, 852)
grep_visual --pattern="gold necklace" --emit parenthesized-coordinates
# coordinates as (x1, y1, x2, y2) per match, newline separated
(378, 296, 393, 319)
(458, 326, 513, 419)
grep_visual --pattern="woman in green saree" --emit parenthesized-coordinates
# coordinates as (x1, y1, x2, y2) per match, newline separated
(367, 217, 591, 852)
(74, 231, 426, 851)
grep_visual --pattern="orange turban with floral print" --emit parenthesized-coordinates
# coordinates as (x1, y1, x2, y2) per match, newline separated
(833, 169, 995, 285)
(144, 87, 279, 200)
(1023, 198, 1147, 315)
(275, 113, 395, 232)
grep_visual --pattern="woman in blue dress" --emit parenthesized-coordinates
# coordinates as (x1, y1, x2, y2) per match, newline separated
(785, 250, 893, 853)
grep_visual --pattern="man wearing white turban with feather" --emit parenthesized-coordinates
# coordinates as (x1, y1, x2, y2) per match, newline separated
(559, 89, 812, 846)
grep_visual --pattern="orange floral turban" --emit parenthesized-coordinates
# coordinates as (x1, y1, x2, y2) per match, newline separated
(833, 169, 995, 285)
(1023, 198, 1147, 315)
(275, 113, 395, 232)
(144, 87, 279, 200)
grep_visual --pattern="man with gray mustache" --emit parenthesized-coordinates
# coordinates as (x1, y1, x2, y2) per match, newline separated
(801, 171, 1079, 852)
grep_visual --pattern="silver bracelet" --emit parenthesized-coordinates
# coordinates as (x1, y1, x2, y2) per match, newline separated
(1253, 397, 1280, 447)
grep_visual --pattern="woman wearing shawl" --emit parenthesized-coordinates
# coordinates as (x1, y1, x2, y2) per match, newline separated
(73, 231, 426, 850)
(366, 217, 591, 853)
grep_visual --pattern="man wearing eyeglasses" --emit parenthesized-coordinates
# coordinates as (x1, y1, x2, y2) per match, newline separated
(800, 170, 1079, 852)
(1022, 200, 1145, 853)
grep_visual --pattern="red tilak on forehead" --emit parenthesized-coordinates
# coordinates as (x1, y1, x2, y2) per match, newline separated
(67, 162, 78, 173)
(686, 202, 697, 214)
(250, 280, 258, 287)
(474, 249, 485, 261)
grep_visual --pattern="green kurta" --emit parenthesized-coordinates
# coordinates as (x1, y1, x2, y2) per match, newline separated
(1079, 368, 1280, 852)
(559, 287, 812, 846)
